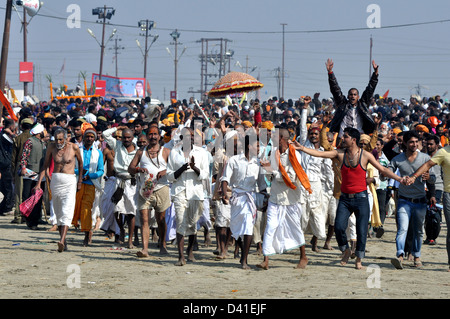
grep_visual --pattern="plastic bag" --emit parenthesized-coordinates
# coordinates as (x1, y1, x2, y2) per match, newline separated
(139, 172, 156, 200)
(20, 188, 43, 217)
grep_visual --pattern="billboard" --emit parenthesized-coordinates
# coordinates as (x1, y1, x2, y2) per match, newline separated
(91, 74, 146, 99)
(19, 62, 33, 82)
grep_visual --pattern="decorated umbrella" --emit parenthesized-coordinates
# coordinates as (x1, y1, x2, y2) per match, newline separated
(207, 71, 263, 98)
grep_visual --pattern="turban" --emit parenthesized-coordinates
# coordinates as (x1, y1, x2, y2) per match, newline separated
(162, 118, 174, 127)
(427, 116, 440, 128)
(393, 128, 402, 135)
(242, 121, 253, 128)
(415, 124, 429, 133)
(81, 122, 97, 138)
(260, 121, 274, 130)
(360, 134, 371, 144)
(30, 123, 45, 135)
(308, 124, 320, 133)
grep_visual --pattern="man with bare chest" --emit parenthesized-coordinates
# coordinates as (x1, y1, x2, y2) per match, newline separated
(35, 128, 83, 252)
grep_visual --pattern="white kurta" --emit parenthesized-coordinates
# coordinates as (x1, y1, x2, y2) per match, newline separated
(220, 153, 265, 239)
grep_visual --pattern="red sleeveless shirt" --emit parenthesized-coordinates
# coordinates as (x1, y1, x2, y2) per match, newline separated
(341, 149, 367, 194)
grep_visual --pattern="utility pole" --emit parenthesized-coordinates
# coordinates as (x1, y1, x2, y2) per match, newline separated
(281, 23, 287, 99)
(110, 36, 124, 77)
(23, 7, 28, 96)
(0, 0, 12, 119)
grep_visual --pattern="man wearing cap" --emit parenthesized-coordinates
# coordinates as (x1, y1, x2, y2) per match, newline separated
(11, 117, 34, 224)
(298, 96, 334, 252)
(19, 123, 47, 230)
(72, 125, 104, 246)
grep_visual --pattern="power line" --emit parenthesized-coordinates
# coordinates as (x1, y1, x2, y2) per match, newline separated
(2, 6, 450, 34)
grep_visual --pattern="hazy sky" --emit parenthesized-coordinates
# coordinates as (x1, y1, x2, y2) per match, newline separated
(2, 0, 450, 103)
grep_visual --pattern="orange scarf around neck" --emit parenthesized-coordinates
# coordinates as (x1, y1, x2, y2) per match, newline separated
(277, 144, 312, 194)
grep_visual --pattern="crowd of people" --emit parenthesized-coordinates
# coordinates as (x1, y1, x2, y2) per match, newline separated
(1, 58, 450, 271)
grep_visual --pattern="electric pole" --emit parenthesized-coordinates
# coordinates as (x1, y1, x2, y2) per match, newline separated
(281, 23, 287, 99)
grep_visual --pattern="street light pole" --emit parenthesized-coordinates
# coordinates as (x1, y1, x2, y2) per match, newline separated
(170, 29, 180, 97)
(99, 5, 107, 80)
(92, 5, 115, 80)
(138, 20, 156, 81)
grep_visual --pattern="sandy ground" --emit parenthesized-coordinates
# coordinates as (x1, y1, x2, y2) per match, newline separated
(0, 212, 449, 301)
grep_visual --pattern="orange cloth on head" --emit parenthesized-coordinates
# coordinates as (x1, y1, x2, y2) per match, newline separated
(393, 128, 402, 135)
(415, 124, 429, 133)
(261, 121, 273, 130)
(242, 121, 253, 128)
(81, 122, 95, 135)
(276, 144, 312, 194)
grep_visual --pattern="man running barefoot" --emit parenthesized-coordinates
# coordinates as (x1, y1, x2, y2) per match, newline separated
(35, 128, 83, 252)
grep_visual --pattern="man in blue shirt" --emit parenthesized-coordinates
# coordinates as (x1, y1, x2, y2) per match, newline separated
(72, 127, 104, 247)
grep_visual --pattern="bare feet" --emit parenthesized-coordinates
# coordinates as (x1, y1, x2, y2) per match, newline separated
(355, 257, 363, 270)
(295, 257, 308, 269)
(175, 259, 186, 266)
(323, 241, 334, 250)
(137, 250, 149, 258)
(93, 217, 101, 231)
(57, 241, 65, 252)
(204, 234, 212, 248)
(340, 248, 352, 266)
(310, 237, 320, 252)
(159, 246, 169, 255)
(256, 260, 269, 270)
(48, 225, 58, 232)
(241, 262, 251, 270)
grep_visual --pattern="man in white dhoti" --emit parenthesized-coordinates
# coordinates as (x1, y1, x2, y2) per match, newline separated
(257, 128, 312, 270)
(298, 97, 332, 251)
(103, 125, 138, 249)
(221, 131, 267, 269)
(167, 127, 210, 266)
(34, 128, 83, 252)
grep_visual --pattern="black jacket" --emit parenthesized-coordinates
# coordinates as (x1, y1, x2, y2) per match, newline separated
(328, 71, 378, 134)
(0, 132, 13, 171)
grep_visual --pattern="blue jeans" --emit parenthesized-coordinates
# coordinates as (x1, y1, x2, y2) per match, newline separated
(335, 191, 370, 259)
(395, 198, 427, 258)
